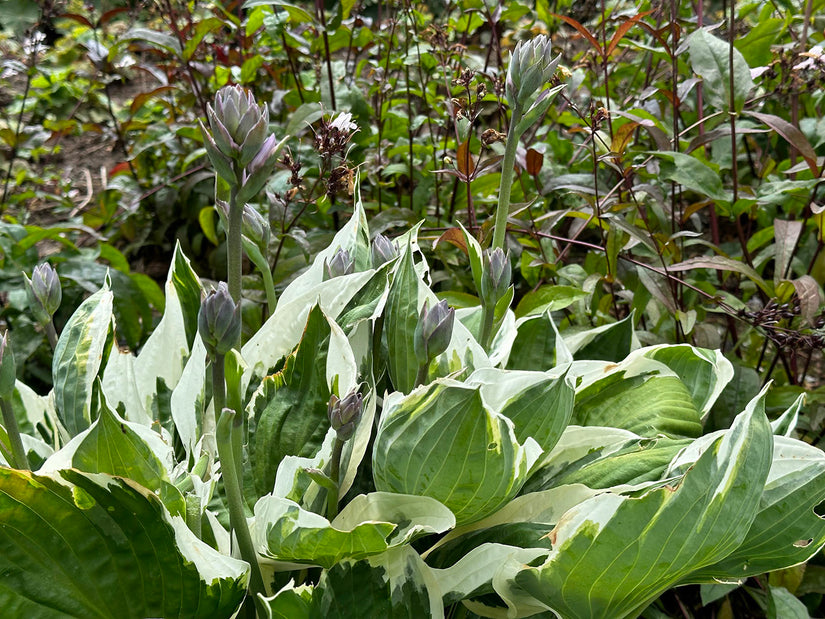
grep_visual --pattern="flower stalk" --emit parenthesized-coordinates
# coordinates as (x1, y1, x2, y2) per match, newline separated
(216, 408, 265, 600)
(491, 35, 562, 252)
(0, 333, 27, 470)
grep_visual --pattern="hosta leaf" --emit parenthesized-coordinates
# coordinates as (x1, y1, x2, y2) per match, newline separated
(253, 492, 454, 568)
(670, 389, 825, 582)
(373, 380, 537, 526)
(101, 346, 148, 426)
(506, 310, 572, 371)
(565, 313, 637, 362)
(261, 582, 314, 619)
(254, 495, 396, 568)
(53, 285, 114, 436)
(635, 344, 733, 418)
(0, 469, 248, 618)
(467, 367, 574, 452)
(132, 243, 201, 420)
(527, 425, 643, 489)
(70, 381, 172, 491)
(574, 369, 702, 438)
(310, 545, 443, 618)
(384, 241, 421, 393)
(243, 271, 373, 380)
(528, 436, 693, 491)
(430, 543, 550, 617)
(169, 335, 208, 460)
(249, 305, 332, 498)
(514, 399, 773, 619)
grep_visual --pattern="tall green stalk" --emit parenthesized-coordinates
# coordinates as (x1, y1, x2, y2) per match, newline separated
(228, 180, 243, 306)
(491, 102, 522, 252)
(216, 408, 265, 601)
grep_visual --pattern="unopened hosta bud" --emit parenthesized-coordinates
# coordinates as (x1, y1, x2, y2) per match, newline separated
(328, 391, 363, 441)
(325, 248, 354, 279)
(481, 248, 511, 307)
(371, 234, 397, 268)
(24, 263, 62, 325)
(208, 85, 269, 166)
(200, 86, 283, 194)
(242, 204, 269, 250)
(505, 35, 560, 111)
(414, 299, 455, 366)
(198, 282, 241, 359)
(0, 332, 16, 399)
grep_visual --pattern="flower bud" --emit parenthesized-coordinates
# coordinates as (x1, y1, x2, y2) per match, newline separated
(414, 299, 455, 366)
(24, 263, 62, 325)
(198, 282, 241, 359)
(481, 248, 511, 307)
(505, 35, 560, 112)
(0, 332, 16, 399)
(328, 391, 363, 441)
(371, 234, 397, 268)
(325, 248, 354, 279)
(242, 204, 270, 251)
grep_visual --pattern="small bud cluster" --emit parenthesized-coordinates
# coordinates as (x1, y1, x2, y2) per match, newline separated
(738, 299, 825, 352)
(325, 248, 355, 279)
(199, 85, 282, 202)
(371, 234, 397, 268)
(414, 299, 455, 367)
(505, 35, 560, 112)
(328, 391, 363, 441)
(24, 263, 62, 326)
(198, 282, 241, 360)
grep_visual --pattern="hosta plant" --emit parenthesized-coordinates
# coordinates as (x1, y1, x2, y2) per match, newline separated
(1, 193, 824, 618)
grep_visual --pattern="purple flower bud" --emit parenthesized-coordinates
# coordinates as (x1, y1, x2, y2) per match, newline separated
(414, 299, 455, 366)
(24, 263, 62, 325)
(371, 233, 397, 268)
(198, 282, 241, 359)
(325, 248, 354, 279)
(328, 391, 363, 441)
(481, 248, 511, 307)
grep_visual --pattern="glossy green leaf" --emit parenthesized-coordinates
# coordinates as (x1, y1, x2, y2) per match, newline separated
(373, 380, 538, 526)
(0, 468, 247, 618)
(249, 305, 332, 498)
(515, 399, 773, 619)
(651, 151, 731, 202)
(53, 286, 114, 436)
